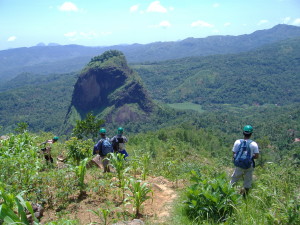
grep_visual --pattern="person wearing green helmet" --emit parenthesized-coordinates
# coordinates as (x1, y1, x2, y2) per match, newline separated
(230, 125, 259, 197)
(111, 127, 129, 158)
(40, 136, 59, 163)
(93, 128, 113, 172)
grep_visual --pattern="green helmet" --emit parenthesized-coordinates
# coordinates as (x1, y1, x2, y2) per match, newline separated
(117, 127, 124, 134)
(53, 136, 59, 141)
(99, 128, 106, 134)
(243, 125, 253, 134)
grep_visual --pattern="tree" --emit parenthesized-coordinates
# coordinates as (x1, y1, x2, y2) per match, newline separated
(72, 112, 104, 141)
(14, 122, 28, 134)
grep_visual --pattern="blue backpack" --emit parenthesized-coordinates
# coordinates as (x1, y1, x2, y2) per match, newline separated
(101, 139, 113, 156)
(234, 139, 253, 169)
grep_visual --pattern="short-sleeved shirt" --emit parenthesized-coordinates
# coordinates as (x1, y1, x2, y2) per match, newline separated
(111, 135, 128, 152)
(232, 139, 259, 157)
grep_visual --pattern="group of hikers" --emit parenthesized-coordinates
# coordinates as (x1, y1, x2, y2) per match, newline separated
(40, 127, 128, 172)
(93, 127, 128, 172)
(40, 125, 259, 196)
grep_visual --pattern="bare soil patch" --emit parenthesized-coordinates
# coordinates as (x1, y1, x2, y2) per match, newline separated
(40, 173, 183, 224)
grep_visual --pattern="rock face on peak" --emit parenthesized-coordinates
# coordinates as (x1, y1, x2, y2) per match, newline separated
(64, 50, 154, 130)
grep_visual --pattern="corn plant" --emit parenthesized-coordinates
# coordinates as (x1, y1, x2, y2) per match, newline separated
(75, 157, 89, 195)
(125, 178, 152, 217)
(89, 207, 112, 225)
(141, 153, 151, 180)
(0, 188, 39, 225)
(184, 170, 240, 223)
(0, 132, 42, 194)
(109, 153, 129, 201)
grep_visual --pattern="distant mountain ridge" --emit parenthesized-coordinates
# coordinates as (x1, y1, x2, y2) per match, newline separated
(134, 37, 300, 106)
(1, 24, 300, 84)
(0, 36, 299, 134)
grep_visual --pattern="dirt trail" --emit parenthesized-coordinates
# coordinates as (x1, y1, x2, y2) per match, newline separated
(142, 176, 179, 224)
(40, 174, 181, 224)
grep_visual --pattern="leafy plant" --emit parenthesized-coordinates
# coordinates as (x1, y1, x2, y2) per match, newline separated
(72, 112, 104, 141)
(75, 158, 89, 195)
(141, 153, 151, 180)
(0, 188, 38, 225)
(109, 153, 129, 201)
(184, 170, 240, 223)
(125, 178, 152, 217)
(90, 207, 111, 225)
(14, 122, 29, 134)
(65, 137, 93, 165)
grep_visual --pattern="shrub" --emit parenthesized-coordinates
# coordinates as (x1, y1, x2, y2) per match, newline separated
(65, 137, 93, 165)
(184, 170, 240, 223)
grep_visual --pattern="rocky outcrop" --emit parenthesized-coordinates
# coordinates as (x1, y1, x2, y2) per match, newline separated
(64, 50, 154, 130)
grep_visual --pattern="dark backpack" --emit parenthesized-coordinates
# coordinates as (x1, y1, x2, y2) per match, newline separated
(101, 139, 113, 156)
(234, 139, 253, 169)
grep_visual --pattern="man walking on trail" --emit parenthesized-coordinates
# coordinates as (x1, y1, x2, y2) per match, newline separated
(40, 136, 59, 163)
(230, 125, 259, 196)
(93, 128, 113, 172)
(111, 127, 128, 158)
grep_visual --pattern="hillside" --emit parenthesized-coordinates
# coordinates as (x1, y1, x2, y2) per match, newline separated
(1, 24, 300, 84)
(62, 50, 165, 134)
(133, 37, 300, 106)
(1, 36, 300, 134)
(0, 72, 77, 133)
(0, 122, 299, 224)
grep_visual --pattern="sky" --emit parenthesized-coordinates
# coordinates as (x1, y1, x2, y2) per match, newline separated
(0, 0, 300, 50)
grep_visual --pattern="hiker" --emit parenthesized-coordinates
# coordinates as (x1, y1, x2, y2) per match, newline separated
(111, 127, 129, 158)
(93, 128, 113, 172)
(40, 136, 59, 163)
(230, 125, 259, 196)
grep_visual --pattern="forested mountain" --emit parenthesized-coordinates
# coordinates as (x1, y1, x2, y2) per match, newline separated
(62, 50, 156, 133)
(134, 37, 300, 106)
(0, 36, 299, 134)
(1, 24, 300, 84)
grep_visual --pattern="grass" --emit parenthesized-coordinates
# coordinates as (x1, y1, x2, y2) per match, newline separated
(167, 102, 205, 113)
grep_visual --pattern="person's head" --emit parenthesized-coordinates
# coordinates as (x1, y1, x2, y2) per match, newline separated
(53, 136, 59, 142)
(99, 128, 106, 137)
(243, 125, 253, 138)
(117, 127, 124, 135)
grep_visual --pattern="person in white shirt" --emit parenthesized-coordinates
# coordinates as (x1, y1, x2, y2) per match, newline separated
(230, 125, 259, 196)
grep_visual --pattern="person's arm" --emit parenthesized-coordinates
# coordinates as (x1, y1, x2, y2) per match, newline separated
(232, 140, 240, 159)
(251, 142, 259, 159)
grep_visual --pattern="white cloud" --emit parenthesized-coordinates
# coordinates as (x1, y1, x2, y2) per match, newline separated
(224, 22, 231, 27)
(149, 20, 171, 29)
(7, 36, 17, 42)
(147, 1, 167, 13)
(169, 6, 175, 11)
(64, 31, 77, 37)
(292, 18, 300, 25)
(130, 4, 139, 13)
(159, 20, 171, 28)
(257, 19, 268, 25)
(213, 3, 220, 8)
(191, 20, 214, 28)
(79, 31, 98, 39)
(58, 2, 78, 12)
(282, 17, 291, 24)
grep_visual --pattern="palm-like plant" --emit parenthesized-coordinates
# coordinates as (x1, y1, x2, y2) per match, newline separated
(126, 178, 152, 217)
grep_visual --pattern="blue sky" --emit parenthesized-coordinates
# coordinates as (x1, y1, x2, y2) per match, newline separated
(1, 0, 299, 50)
